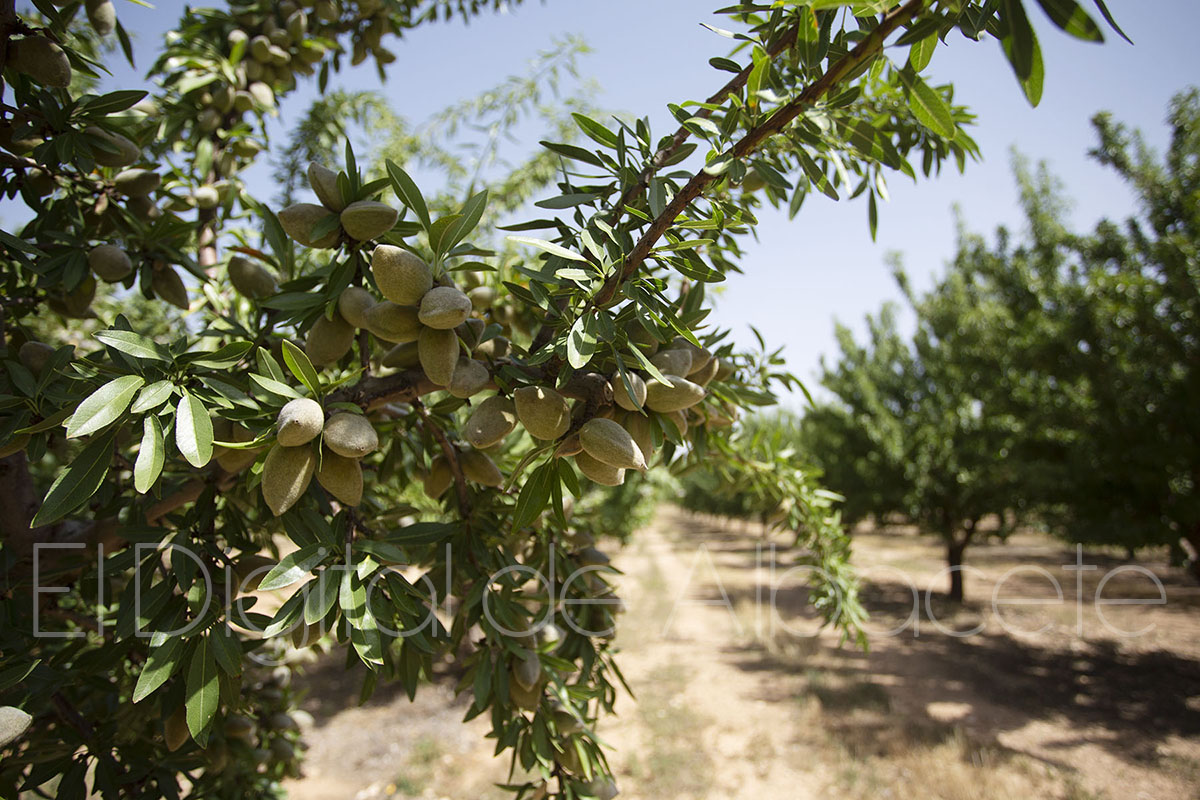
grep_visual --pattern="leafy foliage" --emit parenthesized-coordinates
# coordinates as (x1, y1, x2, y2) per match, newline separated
(0, 0, 1128, 797)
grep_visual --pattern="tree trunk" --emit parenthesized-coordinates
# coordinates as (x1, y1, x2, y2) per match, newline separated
(1183, 523, 1200, 584)
(946, 538, 967, 603)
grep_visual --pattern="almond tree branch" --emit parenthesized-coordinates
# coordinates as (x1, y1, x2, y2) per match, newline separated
(593, 0, 926, 308)
(414, 400, 471, 520)
(607, 20, 802, 224)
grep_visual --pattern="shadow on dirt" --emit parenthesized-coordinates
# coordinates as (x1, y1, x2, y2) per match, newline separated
(671, 512, 1200, 773)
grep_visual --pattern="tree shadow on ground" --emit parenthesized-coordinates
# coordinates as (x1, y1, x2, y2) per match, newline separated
(673, 512, 1200, 775)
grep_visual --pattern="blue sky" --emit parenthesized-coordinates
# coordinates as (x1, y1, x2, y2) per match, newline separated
(70, 0, 1200, 405)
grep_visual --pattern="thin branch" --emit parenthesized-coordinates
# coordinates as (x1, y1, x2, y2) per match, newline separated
(593, 0, 926, 308)
(415, 400, 471, 521)
(606, 20, 802, 225)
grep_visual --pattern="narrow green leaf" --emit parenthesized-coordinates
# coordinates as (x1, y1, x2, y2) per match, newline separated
(258, 545, 325, 592)
(1034, 0, 1103, 41)
(186, 637, 219, 739)
(281, 340, 322, 396)
(385, 160, 431, 229)
(175, 392, 213, 468)
(899, 70, 956, 139)
(571, 113, 618, 148)
(131, 380, 174, 414)
(304, 569, 340, 625)
(512, 463, 553, 531)
(566, 314, 597, 369)
(908, 30, 937, 70)
(1002, 0, 1036, 80)
(66, 375, 145, 439)
(249, 373, 302, 399)
(506, 236, 587, 262)
(132, 634, 183, 703)
(1089, 0, 1132, 43)
(94, 330, 171, 362)
(209, 625, 242, 676)
(134, 415, 165, 494)
(538, 140, 604, 168)
(30, 431, 116, 526)
(443, 190, 489, 253)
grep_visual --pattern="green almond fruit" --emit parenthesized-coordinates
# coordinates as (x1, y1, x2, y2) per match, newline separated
(714, 358, 735, 381)
(126, 195, 161, 220)
(316, 448, 363, 506)
(371, 244, 431, 305)
(223, 715, 256, 741)
(88, 244, 132, 282)
(86, 126, 140, 167)
(645, 375, 705, 413)
(25, 167, 55, 196)
(612, 371, 647, 411)
(474, 335, 510, 361)
(417, 326, 459, 386)
(423, 454, 452, 499)
(508, 673, 542, 711)
(336, 286, 375, 328)
(85, 0, 116, 36)
(663, 409, 689, 437)
(0, 434, 29, 459)
(213, 84, 235, 113)
(113, 168, 160, 197)
(261, 443, 316, 516)
(305, 311, 355, 366)
(574, 450, 624, 486)
(10, 36, 71, 88)
(307, 161, 344, 212)
(278, 202, 339, 248)
(228, 255, 277, 299)
(322, 412, 377, 458)
(513, 652, 541, 690)
(459, 317, 486, 350)
(276, 397, 324, 446)
(579, 417, 645, 471)
(365, 301, 421, 343)
(691, 355, 720, 386)
(448, 357, 490, 399)
(0, 706, 33, 748)
(197, 108, 221, 133)
(250, 34, 272, 62)
(464, 395, 516, 449)
(461, 449, 503, 487)
(619, 411, 654, 463)
(152, 267, 189, 310)
(672, 336, 713, 376)
(0, 120, 42, 155)
(164, 705, 189, 752)
(248, 81, 275, 109)
(192, 185, 220, 210)
(340, 200, 398, 241)
(381, 340, 420, 369)
(649, 348, 691, 378)
(418, 286, 472, 330)
(56, 274, 96, 318)
(287, 9, 308, 39)
(467, 285, 496, 311)
(214, 424, 261, 474)
(514, 386, 570, 441)
(18, 341, 55, 375)
(314, 0, 338, 22)
(233, 90, 255, 113)
(267, 45, 291, 66)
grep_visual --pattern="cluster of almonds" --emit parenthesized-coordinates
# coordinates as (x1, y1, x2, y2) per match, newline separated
(180, 667, 310, 776)
(260, 397, 379, 515)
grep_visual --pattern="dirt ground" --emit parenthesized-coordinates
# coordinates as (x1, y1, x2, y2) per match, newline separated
(283, 507, 1200, 800)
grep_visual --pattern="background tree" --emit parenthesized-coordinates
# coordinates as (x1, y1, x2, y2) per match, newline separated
(0, 1, 1129, 797)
